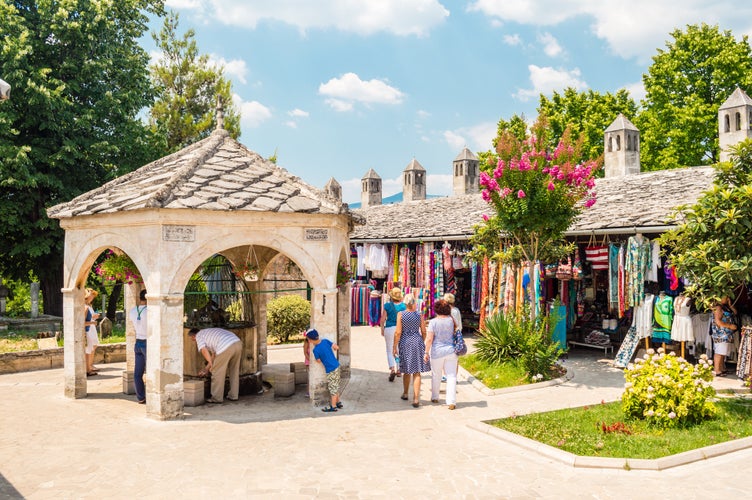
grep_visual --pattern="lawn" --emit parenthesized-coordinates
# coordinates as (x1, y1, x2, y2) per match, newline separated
(459, 353, 530, 389)
(490, 397, 752, 459)
(0, 324, 126, 353)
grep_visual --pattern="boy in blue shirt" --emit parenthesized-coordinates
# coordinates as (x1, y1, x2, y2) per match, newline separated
(306, 329, 343, 413)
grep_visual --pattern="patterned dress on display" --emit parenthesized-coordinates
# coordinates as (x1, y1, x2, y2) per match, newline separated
(398, 310, 431, 374)
(652, 294, 674, 342)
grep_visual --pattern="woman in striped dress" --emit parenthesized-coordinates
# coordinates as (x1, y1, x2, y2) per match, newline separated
(394, 294, 430, 407)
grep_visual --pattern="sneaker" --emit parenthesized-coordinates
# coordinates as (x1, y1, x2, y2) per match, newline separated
(321, 406, 338, 413)
(336, 402, 343, 409)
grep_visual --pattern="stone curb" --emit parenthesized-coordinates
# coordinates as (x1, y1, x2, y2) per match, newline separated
(458, 362, 574, 396)
(467, 421, 752, 470)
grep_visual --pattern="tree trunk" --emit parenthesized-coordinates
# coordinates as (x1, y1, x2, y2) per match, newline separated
(41, 267, 64, 317)
(106, 282, 123, 321)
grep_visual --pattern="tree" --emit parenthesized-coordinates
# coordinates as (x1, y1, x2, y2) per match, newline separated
(0, 0, 165, 316)
(477, 113, 528, 169)
(538, 88, 638, 167)
(658, 139, 752, 310)
(149, 10, 240, 152)
(638, 23, 752, 172)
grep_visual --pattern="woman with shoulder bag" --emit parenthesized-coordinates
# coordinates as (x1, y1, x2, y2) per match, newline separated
(425, 299, 459, 410)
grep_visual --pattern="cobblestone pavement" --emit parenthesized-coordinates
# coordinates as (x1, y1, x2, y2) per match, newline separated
(0, 326, 749, 499)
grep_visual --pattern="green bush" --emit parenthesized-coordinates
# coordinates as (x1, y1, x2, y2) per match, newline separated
(266, 295, 311, 343)
(476, 309, 564, 381)
(622, 348, 716, 428)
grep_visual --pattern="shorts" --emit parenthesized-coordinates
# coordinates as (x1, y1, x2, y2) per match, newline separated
(85, 327, 99, 354)
(714, 341, 730, 356)
(326, 367, 341, 396)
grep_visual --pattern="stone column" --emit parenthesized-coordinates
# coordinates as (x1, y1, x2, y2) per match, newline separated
(308, 287, 339, 406)
(146, 292, 185, 420)
(62, 287, 87, 398)
(337, 284, 351, 379)
(122, 285, 136, 395)
(30, 282, 40, 318)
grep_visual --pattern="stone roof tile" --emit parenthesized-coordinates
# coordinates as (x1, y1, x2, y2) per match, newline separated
(47, 129, 352, 219)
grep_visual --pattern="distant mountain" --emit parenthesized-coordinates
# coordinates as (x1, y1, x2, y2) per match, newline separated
(348, 192, 443, 209)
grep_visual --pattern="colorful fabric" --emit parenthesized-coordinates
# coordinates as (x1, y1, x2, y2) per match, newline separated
(398, 310, 430, 374)
(711, 306, 736, 344)
(625, 235, 651, 308)
(614, 326, 640, 368)
(652, 294, 674, 342)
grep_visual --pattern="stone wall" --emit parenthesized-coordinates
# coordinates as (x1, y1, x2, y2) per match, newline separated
(0, 343, 126, 374)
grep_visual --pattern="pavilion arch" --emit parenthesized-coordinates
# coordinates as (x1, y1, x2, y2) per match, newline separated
(47, 127, 357, 420)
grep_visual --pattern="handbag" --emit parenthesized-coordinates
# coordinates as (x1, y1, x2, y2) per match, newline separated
(556, 256, 572, 281)
(453, 328, 468, 356)
(585, 233, 609, 270)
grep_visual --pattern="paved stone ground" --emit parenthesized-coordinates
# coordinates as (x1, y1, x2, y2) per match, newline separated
(0, 326, 750, 499)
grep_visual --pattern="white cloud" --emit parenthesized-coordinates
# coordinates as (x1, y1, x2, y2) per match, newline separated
(443, 122, 497, 151)
(209, 55, 249, 85)
(319, 73, 405, 111)
(285, 121, 298, 129)
(416, 109, 431, 119)
(469, 0, 752, 63)
(514, 65, 587, 101)
(503, 33, 522, 46)
(197, 0, 449, 37)
(427, 174, 453, 196)
(166, 0, 203, 8)
(622, 80, 646, 103)
(288, 108, 309, 118)
(538, 32, 562, 57)
(234, 94, 272, 128)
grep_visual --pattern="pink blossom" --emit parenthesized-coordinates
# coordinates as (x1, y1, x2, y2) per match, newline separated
(479, 171, 491, 188)
(517, 190, 526, 198)
(482, 214, 489, 221)
(547, 182, 555, 191)
(500, 187, 512, 198)
(584, 198, 596, 208)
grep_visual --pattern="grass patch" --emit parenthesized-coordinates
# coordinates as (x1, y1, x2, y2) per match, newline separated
(0, 323, 127, 352)
(490, 398, 752, 459)
(459, 353, 529, 389)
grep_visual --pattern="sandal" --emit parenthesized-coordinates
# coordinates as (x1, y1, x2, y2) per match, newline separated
(388, 372, 396, 382)
(336, 402, 343, 409)
(321, 406, 338, 413)
(86, 371, 97, 377)
(412, 401, 420, 408)
(400, 394, 408, 400)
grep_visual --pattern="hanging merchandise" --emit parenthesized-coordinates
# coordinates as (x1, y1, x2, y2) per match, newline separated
(479, 257, 490, 330)
(556, 256, 573, 281)
(442, 242, 456, 295)
(618, 244, 626, 318)
(503, 263, 515, 314)
(652, 292, 674, 342)
(625, 234, 651, 308)
(608, 243, 620, 310)
(572, 250, 584, 280)
(585, 233, 610, 270)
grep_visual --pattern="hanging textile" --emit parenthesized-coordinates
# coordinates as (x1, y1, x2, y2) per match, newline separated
(618, 244, 626, 318)
(350, 285, 373, 325)
(737, 325, 752, 381)
(503, 263, 516, 315)
(368, 291, 382, 326)
(635, 293, 654, 339)
(442, 242, 455, 295)
(608, 243, 619, 310)
(479, 256, 490, 330)
(652, 293, 674, 342)
(614, 325, 640, 368)
(534, 261, 542, 319)
(625, 235, 651, 308)
(399, 246, 411, 289)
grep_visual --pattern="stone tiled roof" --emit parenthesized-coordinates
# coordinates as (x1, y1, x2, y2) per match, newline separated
(720, 87, 752, 109)
(361, 168, 381, 180)
(605, 113, 638, 132)
(454, 147, 477, 161)
(404, 158, 425, 172)
(47, 129, 350, 218)
(350, 166, 716, 241)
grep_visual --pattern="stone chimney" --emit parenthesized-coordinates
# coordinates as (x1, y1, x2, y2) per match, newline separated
(604, 113, 640, 177)
(718, 87, 752, 163)
(324, 177, 342, 202)
(452, 147, 479, 196)
(361, 169, 382, 208)
(402, 158, 426, 202)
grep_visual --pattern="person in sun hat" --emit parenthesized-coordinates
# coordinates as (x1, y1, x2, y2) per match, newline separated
(380, 286, 406, 381)
(306, 329, 342, 413)
(84, 288, 100, 376)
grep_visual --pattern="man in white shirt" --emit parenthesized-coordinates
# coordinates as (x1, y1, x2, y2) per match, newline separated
(128, 289, 148, 404)
(188, 327, 242, 404)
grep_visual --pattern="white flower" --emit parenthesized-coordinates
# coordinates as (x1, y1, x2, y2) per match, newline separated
(647, 348, 656, 355)
(627, 363, 634, 370)
(625, 382, 633, 388)
(700, 354, 708, 361)
(668, 412, 676, 419)
(646, 409, 655, 416)
(657, 347, 665, 354)
(643, 354, 650, 360)
(647, 385, 654, 392)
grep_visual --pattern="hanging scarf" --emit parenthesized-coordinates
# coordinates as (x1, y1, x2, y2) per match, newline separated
(479, 256, 490, 330)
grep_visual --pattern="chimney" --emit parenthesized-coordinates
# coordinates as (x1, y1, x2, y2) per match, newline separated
(402, 158, 426, 202)
(604, 113, 640, 177)
(452, 147, 479, 196)
(360, 169, 382, 208)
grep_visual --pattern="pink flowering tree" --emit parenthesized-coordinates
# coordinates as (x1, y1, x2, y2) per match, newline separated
(471, 117, 599, 314)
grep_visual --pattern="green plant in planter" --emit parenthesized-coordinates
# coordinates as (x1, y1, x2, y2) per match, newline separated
(336, 261, 351, 288)
(622, 348, 716, 428)
(267, 295, 311, 343)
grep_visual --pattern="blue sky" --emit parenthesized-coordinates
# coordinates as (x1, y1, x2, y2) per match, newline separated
(153, 1, 752, 204)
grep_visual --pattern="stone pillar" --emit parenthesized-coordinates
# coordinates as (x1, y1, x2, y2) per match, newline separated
(62, 287, 87, 399)
(337, 284, 351, 379)
(308, 287, 339, 405)
(122, 285, 136, 395)
(146, 293, 185, 420)
(30, 282, 40, 318)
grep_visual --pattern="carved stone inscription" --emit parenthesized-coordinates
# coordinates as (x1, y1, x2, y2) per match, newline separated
(162, 225, 196, 242)
(305, 228, 329, 241)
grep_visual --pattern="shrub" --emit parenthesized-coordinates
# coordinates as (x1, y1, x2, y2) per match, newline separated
(266, 295, 311, 343)
(622, 349, 716, 428)
(476, 309, 564, 381)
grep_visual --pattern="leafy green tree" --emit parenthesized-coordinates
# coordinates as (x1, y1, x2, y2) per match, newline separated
(478, 113, 528, 169)
(637, 23, 752, 171)
(266, 295, 311, 343)
(0, 0, 165, 316)
(149, 11, 240, 151)
(538, 88, 637, 167)
(659, 139, 752, 309)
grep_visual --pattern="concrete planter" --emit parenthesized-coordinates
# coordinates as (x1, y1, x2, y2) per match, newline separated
(0, 343, 126, 374)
